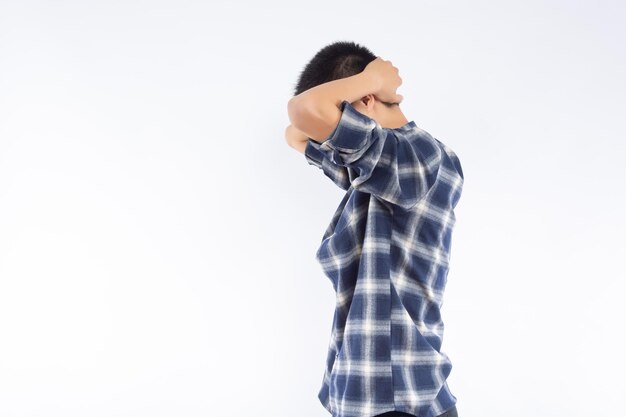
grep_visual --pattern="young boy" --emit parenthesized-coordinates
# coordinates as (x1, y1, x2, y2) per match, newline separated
(285, 41, 464, 417)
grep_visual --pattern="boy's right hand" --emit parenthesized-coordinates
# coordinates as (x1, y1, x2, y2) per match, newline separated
(363, 57, 404, 104)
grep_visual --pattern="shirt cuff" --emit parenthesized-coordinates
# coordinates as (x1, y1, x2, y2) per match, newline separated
(319, 99, 378, 154)
(304, 137, 325, 168)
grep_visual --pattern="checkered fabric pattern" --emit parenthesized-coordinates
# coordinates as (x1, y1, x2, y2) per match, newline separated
(303, 99, 464, 417)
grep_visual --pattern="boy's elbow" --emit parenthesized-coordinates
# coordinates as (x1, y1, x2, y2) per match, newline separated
(287, 96, 312, 131)
(287, 99, 336, 143)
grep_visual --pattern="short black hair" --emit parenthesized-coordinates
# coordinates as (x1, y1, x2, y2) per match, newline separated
(292, 40, 398, 108)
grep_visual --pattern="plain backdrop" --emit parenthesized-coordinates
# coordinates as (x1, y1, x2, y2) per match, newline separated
(1, 1, 625, 416)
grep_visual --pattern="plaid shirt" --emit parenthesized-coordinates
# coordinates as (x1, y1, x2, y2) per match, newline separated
(303, 100, 464, 417)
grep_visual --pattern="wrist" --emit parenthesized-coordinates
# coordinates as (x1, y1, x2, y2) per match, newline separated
(359, 69, 381, 96)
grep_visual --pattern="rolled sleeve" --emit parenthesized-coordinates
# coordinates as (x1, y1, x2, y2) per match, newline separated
(311, 99, 441, 210)
(304, 137, 351, 191)
(318, 100, 379, 165)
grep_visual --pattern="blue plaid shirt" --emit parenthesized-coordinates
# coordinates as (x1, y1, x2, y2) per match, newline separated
(304, 100, 464, 417)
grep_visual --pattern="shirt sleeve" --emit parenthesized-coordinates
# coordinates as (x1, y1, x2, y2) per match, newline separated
(312, 99, 441, 209)
(304, 136, 352, 191)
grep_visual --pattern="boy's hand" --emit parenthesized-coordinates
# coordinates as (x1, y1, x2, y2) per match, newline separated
(363, 57, 404, 104)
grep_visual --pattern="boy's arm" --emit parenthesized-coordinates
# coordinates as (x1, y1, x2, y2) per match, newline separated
(286, 58, 440, 209)
(287, 57, 402, 142)
(286, 71, 376, 142)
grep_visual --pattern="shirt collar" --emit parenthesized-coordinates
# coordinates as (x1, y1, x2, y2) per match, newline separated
(392, 120, 418, 132)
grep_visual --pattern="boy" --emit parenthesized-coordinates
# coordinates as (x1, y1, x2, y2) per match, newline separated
(285, 41, 464, 417)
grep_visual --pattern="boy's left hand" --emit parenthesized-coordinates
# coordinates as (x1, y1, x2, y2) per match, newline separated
(364, 57, 404, 104)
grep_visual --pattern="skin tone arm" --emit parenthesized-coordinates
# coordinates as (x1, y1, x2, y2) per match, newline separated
(286, 57, 403, 149)
(284, 123, 309, 154)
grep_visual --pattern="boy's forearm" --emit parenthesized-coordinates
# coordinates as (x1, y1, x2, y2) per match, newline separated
(287, 71, 380, 141)
(290, 71, 379, 111)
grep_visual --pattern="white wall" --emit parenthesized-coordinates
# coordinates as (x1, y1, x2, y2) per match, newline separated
(1, 1, 624, 416)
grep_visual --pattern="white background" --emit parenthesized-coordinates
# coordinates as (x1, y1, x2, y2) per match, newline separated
(1, 1, 624, 416)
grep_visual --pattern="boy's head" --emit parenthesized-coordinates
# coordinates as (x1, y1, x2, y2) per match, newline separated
(293, 40, 401, 111)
